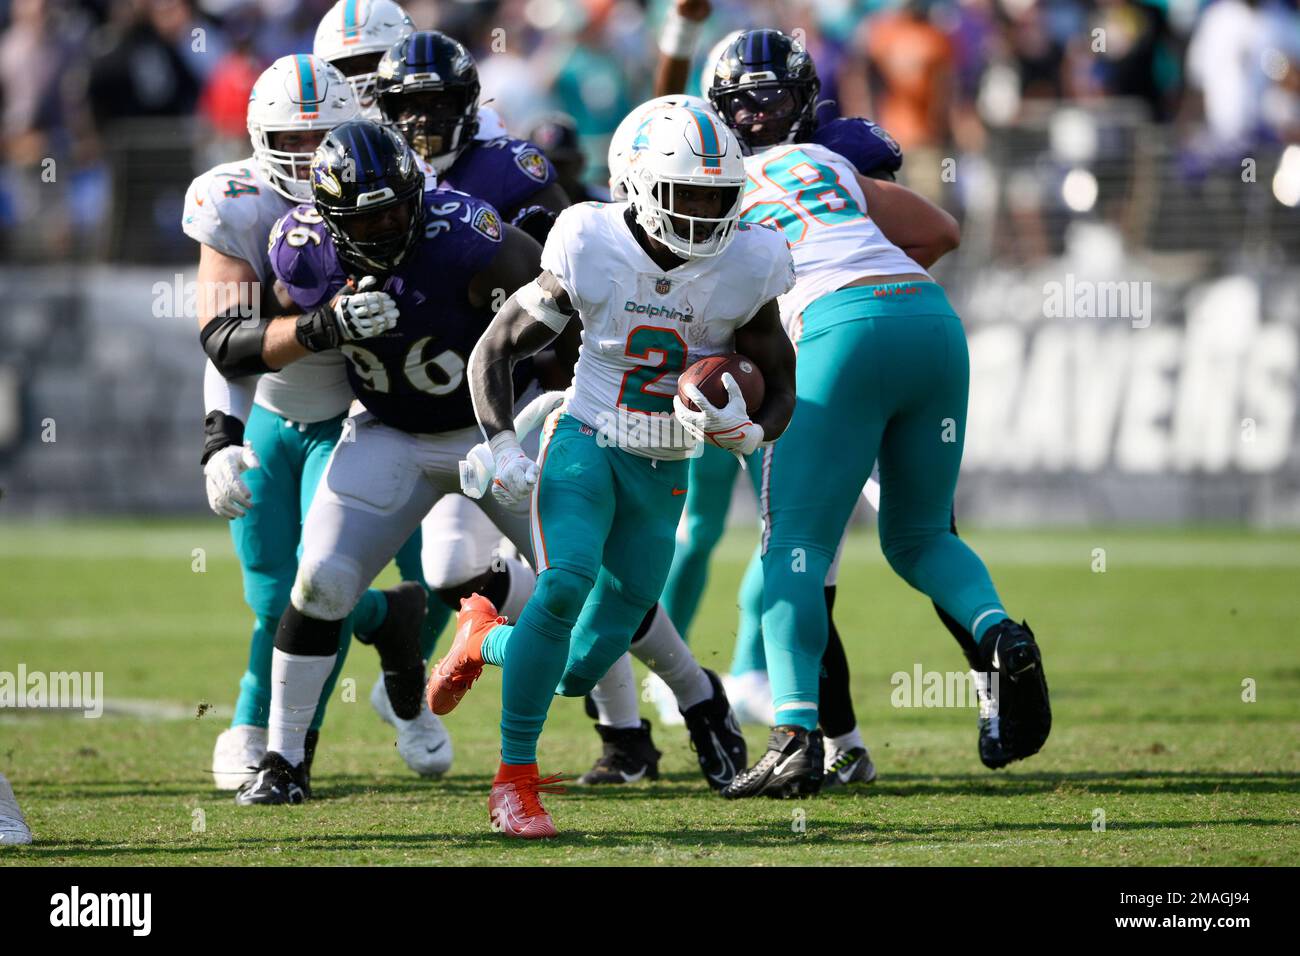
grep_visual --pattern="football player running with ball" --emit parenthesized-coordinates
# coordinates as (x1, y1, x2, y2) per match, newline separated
(430, 106, 798, 838)
(710, 30, 1051, 799)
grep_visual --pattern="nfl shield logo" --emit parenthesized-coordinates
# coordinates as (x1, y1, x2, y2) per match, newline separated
(655, 277, 672, 295)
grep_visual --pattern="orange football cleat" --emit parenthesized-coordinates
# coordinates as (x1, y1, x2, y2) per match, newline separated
(488, 763, 566, 839)
(426, 594, 504, 715)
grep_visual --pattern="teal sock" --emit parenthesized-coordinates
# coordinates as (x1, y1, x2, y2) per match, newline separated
(353, 588, 387, 636)
(775, 706, 819, 732)
(972, 609, 1009, 642)
(232, 614, 277, 728)
(498, 570, 586, 765)
(394, 529, 425, 583)
(731, 545, 767, 675)
(760, 548, 831, 733)
(480, 622, 512, 666)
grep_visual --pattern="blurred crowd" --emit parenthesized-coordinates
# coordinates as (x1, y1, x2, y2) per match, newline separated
(1, 0, 1298, 261)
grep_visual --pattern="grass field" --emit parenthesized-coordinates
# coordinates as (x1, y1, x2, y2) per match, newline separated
(1, 521, 1297, 866)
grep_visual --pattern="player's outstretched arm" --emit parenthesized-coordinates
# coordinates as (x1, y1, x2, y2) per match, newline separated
(654, 0, 711, 97)
(734, 299, 797, 443)
(855, 173, 961, 268)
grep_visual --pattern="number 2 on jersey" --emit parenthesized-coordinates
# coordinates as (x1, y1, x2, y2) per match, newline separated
(617, 326, 687, 415)
(742, 149, 864, 245)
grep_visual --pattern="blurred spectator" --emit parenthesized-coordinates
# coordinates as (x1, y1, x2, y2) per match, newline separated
(840, 0, 957, 198)
(1067, 0, 1177, 121)
(0, 0, 102, 257)
(85, 0, 209, 123)
(1185, 0, 1266, 147)
(195, 4, 264, 163)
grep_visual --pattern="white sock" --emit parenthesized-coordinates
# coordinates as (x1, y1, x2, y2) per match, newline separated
(590, 654, 642, 729)
(267, 649, 336, 767)
(630, 605, 712, 711)
(497, 555, 536, 622)
(829, 727, 865, 753)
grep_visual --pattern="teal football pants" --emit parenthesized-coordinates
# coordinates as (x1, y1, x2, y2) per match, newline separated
(760, 283, 1008, 731)
(480, 414, 688, 765)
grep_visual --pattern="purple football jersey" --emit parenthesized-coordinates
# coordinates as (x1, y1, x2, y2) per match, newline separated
(439, 136, 556, 226)
(810, 117, 904, 179)
(269, 189, 526, 434)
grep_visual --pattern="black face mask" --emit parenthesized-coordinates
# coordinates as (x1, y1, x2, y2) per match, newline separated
(719, 86, 803, 148)
(380, 89, 476, 161)
(328, 191, 423, 276)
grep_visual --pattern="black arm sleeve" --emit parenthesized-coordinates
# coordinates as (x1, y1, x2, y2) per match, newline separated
(200, 310, 274, 378)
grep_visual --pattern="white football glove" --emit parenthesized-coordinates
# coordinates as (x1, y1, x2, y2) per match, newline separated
(204, 443, 260, 519)
(673, 372, 764, 461)
(332, 275, 399, 340)
(489, 432, 539, 508)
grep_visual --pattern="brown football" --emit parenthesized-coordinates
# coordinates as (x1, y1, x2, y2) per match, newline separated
(677, 353, 765, 414)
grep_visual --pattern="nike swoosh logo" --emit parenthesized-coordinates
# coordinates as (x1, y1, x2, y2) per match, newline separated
(672, 488, 686, 496)
(424, 740, 447, 755)
(619, 768, 647, 783)
(706, 731, 736, 784)
(772, 752, 800, 776)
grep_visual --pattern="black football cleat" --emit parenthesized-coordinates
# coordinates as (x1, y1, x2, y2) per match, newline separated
(721, 726, 824, 799)
(234, 751, 310, 806)
(681, 669, 747, 790)
(822, 745, 877, 789)
(977, 619, 1051, 768)
(577, 719, 661, 785)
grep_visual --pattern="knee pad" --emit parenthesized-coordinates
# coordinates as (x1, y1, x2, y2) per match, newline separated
(291, 555, 364, 622)
(531, 567, 591, 626)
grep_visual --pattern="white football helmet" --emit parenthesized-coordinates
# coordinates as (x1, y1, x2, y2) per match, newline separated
(314, 0, 414, 119)
(608, 94, 712, 200)
(247, 54, 361, 202)
(624, 105, 745, 259)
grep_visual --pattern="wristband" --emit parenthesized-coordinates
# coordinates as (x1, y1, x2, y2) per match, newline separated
(295, 305, 339, 352)
(659, 9, 704, 59)
(202, 411, 245, 466)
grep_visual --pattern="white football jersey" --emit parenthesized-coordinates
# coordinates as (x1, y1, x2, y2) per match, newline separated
(542, 201, 795, 461)
(183, 158, 353, 424)
(741, 142, 926, 336)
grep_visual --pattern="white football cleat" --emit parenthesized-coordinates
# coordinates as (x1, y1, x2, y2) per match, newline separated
(643, 672, 684, 726)
(212, 725, 267, 791)
(370, 672, 453, 777)
(0, 772, 33, 846)
(721, 670, 776, 726)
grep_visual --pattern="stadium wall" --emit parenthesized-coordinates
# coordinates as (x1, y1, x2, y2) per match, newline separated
(0, 263, 1296, 526)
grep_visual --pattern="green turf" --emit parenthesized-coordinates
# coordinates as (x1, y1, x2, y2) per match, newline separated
(1, 521, 1297, 866)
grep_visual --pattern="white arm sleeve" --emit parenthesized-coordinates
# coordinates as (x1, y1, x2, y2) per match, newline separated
(204, 360, 257, 422)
